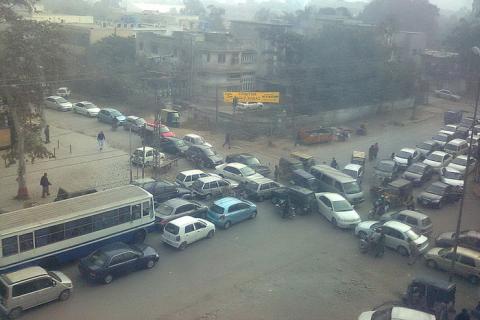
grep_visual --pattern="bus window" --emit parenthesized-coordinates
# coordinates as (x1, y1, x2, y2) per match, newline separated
(35, 224, 65, 247)
(142, 201, 151, 217)
(19, 233, 34, 252)
(2, 236, 18, 257)
(65, 217, 93, 239)
(119, 206, 131, 223)
(132, 204, 141, 220)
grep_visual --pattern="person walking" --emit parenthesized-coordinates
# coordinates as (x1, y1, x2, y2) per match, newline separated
(373, 142, 379, 159)
(330, 157, 338, 169)
(97, 131, 106, 151)
(223, 132, 231, 149)
(40, 173, 51, 198)
(368, 145, 374, 161)
(274, 165, 279, 181)
(408, 238, 420, 265)
(44, 125, 50, 144)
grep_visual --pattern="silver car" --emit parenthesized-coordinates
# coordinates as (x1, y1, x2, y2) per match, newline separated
(45, 96, 72, 111)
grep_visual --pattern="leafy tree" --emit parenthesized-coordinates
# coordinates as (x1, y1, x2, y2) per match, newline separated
(182, 0, 206, 16)
(206, 5, 226, 31)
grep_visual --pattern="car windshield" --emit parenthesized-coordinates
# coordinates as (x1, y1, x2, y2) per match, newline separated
(371, 307, 392, 320)
(444, 170, 463, 180)
(244, 157, 260, 166)
(426, 184, 445, 196)
(332, 200, 353, 212)
(406, 229, 420, 241)
(133, 150, 144, 157)
(342, 168, 357, 178)
(377, 161, 394, 172)
(397, 150, 412, 159)
(407, 164, 425, 174)
(110, 110, 122, 116)
(210, 204, 224, 214)
(156, 203, 175, 216)
(240, 166, 256, 176)
(56, 97, 68, 103)
(191, 180, 203, 190)
(452, 157, 467, 166)
(418, 142, 432, 150)
(204, 148, 216, 156)
(433, 135, 448, 142)
(343, 181, 361, 194)
(48, 271, 61, 282)
(87, 251, 108, 267)
(426, 153, 443, 162)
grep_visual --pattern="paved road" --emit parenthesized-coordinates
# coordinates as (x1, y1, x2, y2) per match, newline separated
(17, 102, 479, 320)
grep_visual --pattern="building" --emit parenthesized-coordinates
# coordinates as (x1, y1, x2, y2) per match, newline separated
(28, 14, 94, 24)
(422, 50, 465, 93)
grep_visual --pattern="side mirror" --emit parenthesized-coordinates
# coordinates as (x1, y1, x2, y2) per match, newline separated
(52, 280, 57, 287)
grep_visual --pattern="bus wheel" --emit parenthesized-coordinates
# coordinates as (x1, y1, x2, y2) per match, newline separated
(133, 230, 146, 244)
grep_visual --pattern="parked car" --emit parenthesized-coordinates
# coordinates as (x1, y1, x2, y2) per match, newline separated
(157, 137, 188, 155)
(131, 147, 165, 166)
(215, 162, 263, 183)
(444, 139, 469, 157)
(342, 163, 364, 185)
(162, 216, 215, 250)
(45, 96, 73, 111)
(422, 151, 453, 172)
(97, 108, 126, 125)
(374, 159, 399, 182)
(78, 242, 159, 284)
(447, 155, 476, 174)
(73, 101, 100, 117)
(434, 89, 461, 101)
(462, 116, 479, 128)
(436, 230, 480, 251)
(315, 192, 361, 228)
(225, 153, 271, 176)
(155, 198, 208, 229)
(291, 169, 319, 191)
(432, 133, 453, 148)
(243, 177, 282, 201)
(183, 133, 212, 148)
(236, 102, 264, 111)
(439, 124, 458, 137)
(424, 246, 480, 284)
(402, 163, 434, 186)
(156, 124, 175, 138)
(0, 266, 73, 319)
(358, 306, 435, 320)
(175, 169, 213, 188)
(140, 179, 192, 203)
(185, 145, 224, 168)
(354, 220, 429, 256)
(207, 197, 257, 229)
(394, 148, 421, 169)
(55, 87, 71, 98)
(190, 176, 238, 199)
(440, 167, 464, 189)
(123, 116, 146, 133)
(417, 181, 461, 208)
(380, 209, 432, 236)
(416, 140, 441, 160)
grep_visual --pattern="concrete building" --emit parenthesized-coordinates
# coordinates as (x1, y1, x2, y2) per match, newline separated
(422, 50, 465, 94)
(29, 14, 94, 24)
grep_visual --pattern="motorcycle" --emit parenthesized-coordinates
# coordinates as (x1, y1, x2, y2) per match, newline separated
(359, 236, 384, 258)
(274, 199, 295, 219)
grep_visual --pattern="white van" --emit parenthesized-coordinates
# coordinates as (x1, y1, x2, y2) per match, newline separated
(0, 266, 73, 319)
(131, 147, 165, 166)
(310, 165, 364, 205)
(175, 170, 211, 188)
(444, 139, 468, 157)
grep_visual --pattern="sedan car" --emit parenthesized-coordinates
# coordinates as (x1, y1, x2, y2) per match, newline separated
(157, 137, 189, 155)
(315, 192, 361, 228)
(440, 167, 464, 189)
(422, 151, 453, 172)
(416, 140, 441, 160)
(78, 242, 159, 284)
(225, 153, 271, 176)
(97, 108, 126, 125)
(185, 145, 224, 168)
(432, 133, 453, 148)
(155, 198, 208, 229)
(434, 89, 461, 102)
(355, 220, 429, 256)
(123, 116, 146, 133)
(73, 101, 100, 117)
(358, 306, 435, 320)
(447, 155, 476, 174)
(45, 96, 73, 111)
(207, 197, 257, 229)
(394, 148, 421, 169)
(436, 230, 480, 251)
(402, 163, 434, 186)
(215, 162, 264, 183)
(140, 179, 192, 203)
(183, 133, 212, 148)
(417, 181, 461, 209)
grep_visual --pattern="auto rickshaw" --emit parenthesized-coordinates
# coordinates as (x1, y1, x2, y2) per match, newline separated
(271, 186, 317, 216)
(370, 178, 413, 209)
(403, 276, 456, 313)
(290, 151, 316, 170)
(297, 127, 334, 145)
(351, 151, 366, 167)
(278, 157, 304, 180)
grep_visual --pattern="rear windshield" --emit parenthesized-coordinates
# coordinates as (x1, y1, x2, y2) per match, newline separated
(433, 135, 448, 142)
(422, 217, 432, 226)
(0, 281, 7, 299)
(444, 144, 458, 152)
(371, 307, 392, 320)
(426, 153, 443, 162)
(377, 162, 394, 172)
(156, 203, 175, 216)
(407, 164, 425, 174)
(209, 204, 225, 215)
(418, 142, 433, 150)
(87, 251, 109, 267)
(342, 169, 357, 178)
(164, 223, 179, 235)
(176, 173, 186, 182)
(397, 150, 412, 159)
(244, 157, 260, 166)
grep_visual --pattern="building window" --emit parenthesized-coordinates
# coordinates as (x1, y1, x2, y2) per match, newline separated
(228, 73, 241, 80)
(218, 53, 226, 64)
(241, 74, 255, 91)
(241, 53, 256, 64)
(231, 53, 239, 65)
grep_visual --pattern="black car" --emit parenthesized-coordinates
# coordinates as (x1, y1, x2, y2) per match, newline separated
(374, 159, 399, 182)
(416, 140, 441, 160)
(417, 181, 461, 209)
(225, 153, 271, 176)
(141, 179, 191, 203)
(402, 163, 434, 186)
(185, 145, 224, 168)
(157, 137, 188, 155)
(436, 230, 480, 251)
(79, 242, 159, 284)
(155, 198, 208, 229)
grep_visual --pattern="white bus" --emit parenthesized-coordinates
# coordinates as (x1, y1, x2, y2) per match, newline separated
(0, 185, 155, 273)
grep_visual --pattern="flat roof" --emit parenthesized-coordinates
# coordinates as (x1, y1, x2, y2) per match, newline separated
(2, 266, 47, 285)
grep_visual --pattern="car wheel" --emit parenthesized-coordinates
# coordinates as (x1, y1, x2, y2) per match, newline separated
(133, 230, 146, 244)
(250, 210, 257, 219)
(146, 259, 156, 269)
(207, 230, 215, 239)
(179, 242, 187, 250)
(223, 221, 232, 229)
(59, 289, 71, 301)
(331, 217, 337, 227)
(426, 259, 437, 269)
(103, 274, 113, 284)
(397, 246, 409, 257)
(358, 231, 367, 239)
(469, 275, 480, 285)
(8, 308, 22, 319)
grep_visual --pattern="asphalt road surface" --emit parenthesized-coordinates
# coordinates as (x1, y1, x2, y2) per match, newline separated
(17, 103, 479, 320)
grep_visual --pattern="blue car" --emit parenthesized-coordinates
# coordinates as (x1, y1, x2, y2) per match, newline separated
(98, 108, 126, 125)
(207, 197, 257, 229)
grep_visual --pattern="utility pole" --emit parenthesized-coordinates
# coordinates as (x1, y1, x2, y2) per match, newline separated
(129, 127, 132, 183)
(215, 82, 219, 125)
(142, 124, 146, 179)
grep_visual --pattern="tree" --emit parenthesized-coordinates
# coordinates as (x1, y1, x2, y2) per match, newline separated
(206, 5, 226, 31)
(0, 0, 65, 199)
(182, 0, 206, 16)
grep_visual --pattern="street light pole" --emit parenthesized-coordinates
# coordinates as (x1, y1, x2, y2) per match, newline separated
(129, 127, 133, 183)
(448, 46, 480, 282)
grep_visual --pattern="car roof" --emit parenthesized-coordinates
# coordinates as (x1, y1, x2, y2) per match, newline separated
(455, 155, 468, 160)
(180, 169, 205, 175)
(420, 140, 437, 145)
(397, 209, 429, 219)
(383, 220, 411, 232)
(225, 162, 248, 169)
(126, 115, 140, 120)
(185, 133, 201, 138)
(245, 176, 274, 184)
(447, 139, 467, 145)
(391, 307, 435, 320)
(78, 101, 93, 104)
(136, 146, 155, 151)
(97, 242, 132, 257)
(47, 95, 63, 99)
(444, 167, 461, 173)
(456, 247, 480, 259)
(317, 192, 346, 201)
(197, 176, 222, 183)
(400, 147, 416, 153)
(102, 108, 118, 112)
(462, 230, 480, 238)
(163, 198, 191, 207)
(168, 216, 199, 227)
(344, 163, 362, 170)
(1, 266, 48, 285)
(214, 197, 244, 207)
(431, 151, 448, 156)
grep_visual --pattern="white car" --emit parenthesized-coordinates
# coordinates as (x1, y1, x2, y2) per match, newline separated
(355, 220, 429, 256)
(440, 167, 464, 188)
(183, 133, 212, 148)
(237, 102, 264, 111)
(56, 87, 71, 98)
(422, 151, 453, 172)
(45, 96, 73, 111)
(447, 154, 476, 174)
(431, 133, 452, 148)
(439, 124, 458, 137)
(131, 147, 165, 166)
(358, 306, 435, 320)
(315, 192, 361, 228)
(162, 216, 215, 250)
(394, 148, 420, 169)
(73, 101, 100, 117)
(175, 169, 219, 188)
(215, 162, 263, 183)
(434, 89, 461, 102)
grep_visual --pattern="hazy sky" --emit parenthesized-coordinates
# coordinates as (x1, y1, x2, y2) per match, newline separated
(340, 0, 472, 12)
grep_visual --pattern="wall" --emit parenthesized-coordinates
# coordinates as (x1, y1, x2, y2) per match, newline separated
(30, 14, 94, 24)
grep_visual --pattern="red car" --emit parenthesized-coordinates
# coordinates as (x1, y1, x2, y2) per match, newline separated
(146, 121, 175, 138)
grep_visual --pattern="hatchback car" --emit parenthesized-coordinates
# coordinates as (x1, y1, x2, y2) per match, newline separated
(354, 220, 429, 256)
(423, 151, 453, 172)
(140, 179, 192, 203)
(380, 209, 432, 236)
(416, 140, 441, 160)
(447, 155, 476, 174)
(394, 148, 420, 169)
(358, 306, 435, 320)
(417, 181, 461, 209)
(123, 116, 146, 133)
(157, 137, 188, 155)
(432, 133, 453, 148)
(183, 133, 212, 148)
(175, 169, 212, 188)
(342, 163, 364, 185)
(190, 176, 238, 199)
(225, 153, 271, 176)
(243, 177, 282, 201)
(440, 167, 464, 189)
(207, 197, 257, 229)
(45, 96, 73, 111)
(215, 162, 264, 183)
(436, 230, 480, 251)
(425, 246, 480, 284)
(185, 145, 224, 168)
(97, 108, 126, 125)
(402, 163, 434, 186)
(315, 192, 361, 228)
(162, 216, 215, 250)
(73, 101, 100, 117)
(155, 198, 207, 229)
(78, 242, 159, 284)
(131, 147, 165, 166)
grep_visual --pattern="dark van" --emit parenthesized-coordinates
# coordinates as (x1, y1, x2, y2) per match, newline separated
(291, 169, 319, 191)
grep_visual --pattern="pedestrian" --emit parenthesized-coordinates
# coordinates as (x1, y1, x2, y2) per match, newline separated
(223, 132, 231, 149)
(330, 157, 338, 169)
(40, 173, 51, 198)
(373, 142, 379, 159)
(408, 238, 420, 265)
(294, 130, 301, 146)
(368, 145, 374, 161)
(111, 118, 119, 131)
(375, 230, 385, 258)
(44, 125, 50, 144)
(390, 152, 395, 160)
(455, 309, 470, 320)
(274, 165, 279, 181)
(97, 131, 106, 151)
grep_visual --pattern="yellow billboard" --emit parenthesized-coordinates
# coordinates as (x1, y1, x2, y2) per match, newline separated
(224, 92, 280, 104)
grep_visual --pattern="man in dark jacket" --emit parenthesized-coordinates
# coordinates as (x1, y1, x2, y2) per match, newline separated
(44, 125, 50, 143)
(40, 173, 51, 198)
